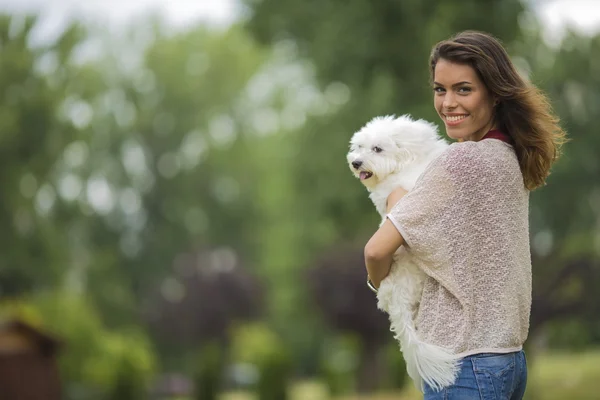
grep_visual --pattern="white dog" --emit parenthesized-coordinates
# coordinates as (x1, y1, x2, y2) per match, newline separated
(347, 115, 459, 391)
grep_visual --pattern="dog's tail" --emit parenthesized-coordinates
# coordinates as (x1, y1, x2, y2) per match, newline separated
(386, 302, 460, 392)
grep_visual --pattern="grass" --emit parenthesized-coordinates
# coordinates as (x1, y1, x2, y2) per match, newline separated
(219, 350, 600, 400)
(526, 350, 600, 400)
(219, 382, 421, 400)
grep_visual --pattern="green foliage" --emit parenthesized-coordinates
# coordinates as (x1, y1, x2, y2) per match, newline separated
(520, 31, 600, 257)
(0, 298, 44, 326)
(195, 342, 225, 400)
(1, 293, 156, 398)
(109, 355, 148, 400)
(318, 335, 360, 396)
(527, 350, 600, 400)
(1, 1, 600, 396)
(231, 324, 281, 364)
(104, 330, 157, 400)
(544, 319, 595, 351)
(0, 14, 80, 295)
(383, 343, 408, 391)
(230, 323, 292, 400)
(218, 351, 600, 399)
(256, 349, 291, 400)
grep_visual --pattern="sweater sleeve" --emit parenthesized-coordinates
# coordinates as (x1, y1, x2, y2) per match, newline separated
(387, 142, 479, 263)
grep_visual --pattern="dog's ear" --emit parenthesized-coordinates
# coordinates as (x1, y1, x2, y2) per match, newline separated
(389, 134, 418, 164)
(391, 134, 408, 150)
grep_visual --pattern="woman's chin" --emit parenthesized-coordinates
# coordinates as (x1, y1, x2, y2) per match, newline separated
(446, 130, 466, 141)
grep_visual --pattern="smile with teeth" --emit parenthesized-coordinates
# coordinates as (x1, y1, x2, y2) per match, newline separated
(359, 171, 373, 180)
(445, 114, 469, 124)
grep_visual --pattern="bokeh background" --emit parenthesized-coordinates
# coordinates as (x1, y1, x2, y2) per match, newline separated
(0, 0, 599, 399)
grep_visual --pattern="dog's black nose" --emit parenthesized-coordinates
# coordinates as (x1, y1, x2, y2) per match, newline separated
(352, 161, 362, 169)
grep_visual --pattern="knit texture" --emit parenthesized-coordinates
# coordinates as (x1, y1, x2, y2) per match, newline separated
(387, 138, 531, 356)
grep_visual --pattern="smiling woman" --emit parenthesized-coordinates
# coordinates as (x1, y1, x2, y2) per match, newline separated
(429, 32, 567, 191)
(433, 60, 497, 142)
(363, 30, 567, 399)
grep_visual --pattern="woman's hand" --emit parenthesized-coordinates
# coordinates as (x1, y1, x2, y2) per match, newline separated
(364, 187, 409, 289)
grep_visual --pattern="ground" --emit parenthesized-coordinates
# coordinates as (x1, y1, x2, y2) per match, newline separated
(217, 350, 600, 400)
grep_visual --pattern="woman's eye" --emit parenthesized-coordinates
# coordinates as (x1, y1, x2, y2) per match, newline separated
(433, 87, 444, 93)
(373, 146, 383, 153)
(458, 87, 472, 94)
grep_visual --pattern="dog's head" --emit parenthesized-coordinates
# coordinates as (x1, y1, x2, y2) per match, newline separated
(347, 115, 441, 189)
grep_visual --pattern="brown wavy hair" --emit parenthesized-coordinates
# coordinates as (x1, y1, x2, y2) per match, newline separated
(429, 31, 567, 191)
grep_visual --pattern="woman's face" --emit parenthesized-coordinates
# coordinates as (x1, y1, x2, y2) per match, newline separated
(433, 59, 497, 141)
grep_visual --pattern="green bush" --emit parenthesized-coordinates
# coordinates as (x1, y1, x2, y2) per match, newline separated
(109, 357, 145, 400)
(318, 335, 360, 396)
(195, 342, 225, 400)
(527, 350, 600, 400)
(106, 329, 156, 400)
(256, 349, 291, 400)
(0, 292, 157, 399)
(545, 319, 594, 351)
(383, 342, 408, 390)
(230, 323, 292, 400)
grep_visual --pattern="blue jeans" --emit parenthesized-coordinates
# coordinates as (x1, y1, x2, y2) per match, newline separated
(423, 351, 527, 400)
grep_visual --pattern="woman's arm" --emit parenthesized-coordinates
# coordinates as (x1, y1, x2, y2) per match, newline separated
(364, 187, 408, 288)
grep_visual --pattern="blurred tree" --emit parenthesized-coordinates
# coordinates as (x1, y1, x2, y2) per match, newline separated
(230, 323, 292, 400)
(0, 15, 84, 295)
(143, 247, 263, 366)
(1, 11, 274, 377)
(194, 341, 224, 400)
(64, 23, 270, 325)
(515, 30, 600, 338)
(307, 246, 390, 392)
(123, 23, 268, 286)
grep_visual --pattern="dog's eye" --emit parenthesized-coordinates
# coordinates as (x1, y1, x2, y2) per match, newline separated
(373, 146, 383, 153)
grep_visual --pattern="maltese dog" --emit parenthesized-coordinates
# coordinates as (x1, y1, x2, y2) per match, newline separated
(347, 114, 459, 391)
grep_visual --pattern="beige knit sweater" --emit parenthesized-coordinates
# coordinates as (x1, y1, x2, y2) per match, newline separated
(387, 138, 531, 357)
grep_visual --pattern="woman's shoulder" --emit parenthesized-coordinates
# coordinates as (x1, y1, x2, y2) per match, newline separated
(411, 142, 480, 188)
(442, 139, 513, 163)
(437, 141, 482, 168)
(436, 140, 513, 180)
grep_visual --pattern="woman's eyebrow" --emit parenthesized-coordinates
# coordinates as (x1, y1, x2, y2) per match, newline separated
(433, 81, 473, 87)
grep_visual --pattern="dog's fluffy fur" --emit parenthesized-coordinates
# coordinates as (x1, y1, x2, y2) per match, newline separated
(347, 115, 459, 391)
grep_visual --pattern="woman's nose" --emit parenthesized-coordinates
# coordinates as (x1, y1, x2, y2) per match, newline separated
(443, 92, 457, 109)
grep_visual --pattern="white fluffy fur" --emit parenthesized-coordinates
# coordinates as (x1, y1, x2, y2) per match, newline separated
(347, 115, 459, 392)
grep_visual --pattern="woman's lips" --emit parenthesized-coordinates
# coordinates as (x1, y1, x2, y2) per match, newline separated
(445, 114, 469, 126)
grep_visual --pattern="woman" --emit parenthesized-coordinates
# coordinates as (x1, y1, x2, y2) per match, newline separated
(364, 31, 566, 399)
